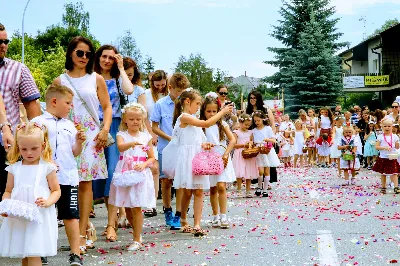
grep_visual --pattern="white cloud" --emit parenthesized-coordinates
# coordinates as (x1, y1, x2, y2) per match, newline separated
(331, 0, 400, 15)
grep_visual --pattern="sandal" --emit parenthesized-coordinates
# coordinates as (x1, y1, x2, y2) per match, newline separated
(181, 225, 194, 233)
(144, 208, 157, 218)
(106, 224, 118, 242)
(380, 187, 387, 194)
(267, 185, 272, 190)
(394, 187, 400, 194)
(127, 241, 142, 251)
(79, 235, 87, 255)
(193, 228, 207, 237)
(86, 222, 97, 249)
(118, 216, 129, 228)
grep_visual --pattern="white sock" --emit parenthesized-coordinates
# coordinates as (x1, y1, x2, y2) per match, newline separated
(263, 176, 270, 191)
(257, 176, 263, 188)
(220, 214, 227, 220)
(213, 214, 220, 221)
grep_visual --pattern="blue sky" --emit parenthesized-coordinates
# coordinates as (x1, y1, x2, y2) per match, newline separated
(2, 0, 400, 78)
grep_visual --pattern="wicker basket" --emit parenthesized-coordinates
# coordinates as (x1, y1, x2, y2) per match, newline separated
(242, 146, 260, 159)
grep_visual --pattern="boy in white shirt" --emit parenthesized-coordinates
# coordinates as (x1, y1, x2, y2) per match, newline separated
(32, 84, 86, 266)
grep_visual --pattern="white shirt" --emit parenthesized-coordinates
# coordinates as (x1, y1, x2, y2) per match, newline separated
(32, 112, 79, 186)
(377, 133, 399, 159)
(279, 121, 294, 132)
(252, 126, 274, 143)
(385, 113, 399, 122)
(205, 121, 228, 146)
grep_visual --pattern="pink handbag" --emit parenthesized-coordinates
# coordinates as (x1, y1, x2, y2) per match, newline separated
(192, 150, 224, 175)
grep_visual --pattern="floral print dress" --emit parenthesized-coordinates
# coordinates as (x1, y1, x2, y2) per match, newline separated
(61, 73, 107, 182)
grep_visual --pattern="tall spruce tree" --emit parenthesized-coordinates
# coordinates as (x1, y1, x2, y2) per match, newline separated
(282, 12, 342, 113)
(265, 0, 347, 112)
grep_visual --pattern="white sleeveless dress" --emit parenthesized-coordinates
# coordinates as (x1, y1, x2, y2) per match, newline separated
(330, 126, 343, 158)
(205, 122, 236, 187)
(172, 113, 210, 190)
(108, 131, 155, 208)
(0, 160, 58, 258)
(60, 73, 107, 182)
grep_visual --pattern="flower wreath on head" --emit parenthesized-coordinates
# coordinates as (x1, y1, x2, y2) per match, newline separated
(252, 110, 268, 121)
(185, 87, 193, 92)
(205, 91, 218, 99)
(238, 116, 252, 122)
(121, 102, 147, 114)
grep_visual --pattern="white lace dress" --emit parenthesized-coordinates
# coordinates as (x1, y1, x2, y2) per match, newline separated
(205, 122, 236, 187)
(108, 131, 155, 208)
(172, 113, 210, 190)
(0, 160, 58, 258)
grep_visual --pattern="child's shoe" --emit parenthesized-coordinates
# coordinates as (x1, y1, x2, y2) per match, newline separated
(262, 191, 268, 197)
(245, 191, 253, 198)
(127, 241, 142, 251)
(220, 219, 229, 229)
(255, 187, 262, 196)
(212, 218, 221, 228)
(170, 215, 181, 230)
(164, 209, 174, 226)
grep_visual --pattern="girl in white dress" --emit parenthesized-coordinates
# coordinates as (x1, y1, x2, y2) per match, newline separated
(169, 89, 232, 236)
(331, 117, 344, 175)
(252, 111, 278, 197)
(201, 94, 236, 229)
(293, 120, 307, 168)
(281, 130, 294, 167)
(108, 103, 156, 251)
(0, 122, 60, 264)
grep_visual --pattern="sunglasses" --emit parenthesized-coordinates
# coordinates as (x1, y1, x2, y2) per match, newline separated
(219, 92, 228, 96)
(0, 39, 10, 45)
(392, 106, 399, 108)
(74, 49, 92, 58)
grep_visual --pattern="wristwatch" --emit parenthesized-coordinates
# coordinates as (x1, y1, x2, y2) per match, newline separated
(0, 122, 11, 131)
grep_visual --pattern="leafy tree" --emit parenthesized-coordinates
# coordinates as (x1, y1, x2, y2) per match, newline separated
(174, 53, 214, 93)
(115, 30, 142, 68)
(368, 18, 399, 38)
(213, 68, 227, 87)
(281, 12, 342, 114)
(62, 1, 90, 33)
(142, 55, 155, 89)
(265, 0, 347, 91)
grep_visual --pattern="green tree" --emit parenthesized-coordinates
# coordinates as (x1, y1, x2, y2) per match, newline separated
(265, 0, 347, 91)
(142, 55, 155, 89)
(213, 68, 227, 87)
(174, 53, 214, 93)
(62, 1, 90, 33)
(368, 18, 399, 38)
(115, 30, 142, 68)
(281, 12, 342, 114)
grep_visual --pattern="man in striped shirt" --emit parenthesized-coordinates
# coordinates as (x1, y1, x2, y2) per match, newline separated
(0, 23, 41, 200)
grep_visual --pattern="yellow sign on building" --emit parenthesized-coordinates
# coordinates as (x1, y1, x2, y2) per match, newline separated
(365, 75, 390, 86)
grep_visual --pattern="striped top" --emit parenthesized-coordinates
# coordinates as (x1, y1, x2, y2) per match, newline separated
(0, 58, 40, 130)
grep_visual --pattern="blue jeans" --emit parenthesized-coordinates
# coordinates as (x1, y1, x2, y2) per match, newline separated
(92, 117, 121, 199)
(158, 152, 166, 178)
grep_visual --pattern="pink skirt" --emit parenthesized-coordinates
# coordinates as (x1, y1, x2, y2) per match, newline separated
(373, 157, 400, 175)
(232, 149, 258, 179)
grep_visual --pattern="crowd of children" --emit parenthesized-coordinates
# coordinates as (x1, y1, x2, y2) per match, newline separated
(2, 72, 400, 266)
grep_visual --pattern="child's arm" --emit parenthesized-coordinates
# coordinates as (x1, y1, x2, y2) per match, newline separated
(116, 135, 142, 152)
(375, 140, 390, 151)
(36, 169, 61, 208)
(152, 122, 172, 142)
(331, 127, 336, 140)
(223, 124, 236, 156)
(1, 173, 13, 202)
(134, 140, 156, 172)
(266, 108, 276, 133)
(180, 104, 233, 128)
(264, 138, 276, 143)
(72, 129, 86, 157)
(233, 133, 245, 149)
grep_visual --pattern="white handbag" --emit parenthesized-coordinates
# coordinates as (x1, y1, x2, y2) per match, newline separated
(0, 161, 44, 223)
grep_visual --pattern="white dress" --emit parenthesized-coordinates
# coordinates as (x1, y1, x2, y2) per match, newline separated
(264, 126, 280, 167)
(205, 122, 236, 187)
(281, 137, 294, 158)
(108, 131, 155, 208)
(252, 127, 270, 167)
(60, 73, 107, 182)
(0, 160, 58, 258)
(330, 126, 343, 158)
(294, 131, 305, 155)
(172, 113, 210, 190)
(339, 136, 361, 170)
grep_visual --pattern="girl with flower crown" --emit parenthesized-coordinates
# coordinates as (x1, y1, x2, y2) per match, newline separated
(108, 102, 156, 251)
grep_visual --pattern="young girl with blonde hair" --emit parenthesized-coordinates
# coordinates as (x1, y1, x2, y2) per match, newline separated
(0, 122, 60, 265)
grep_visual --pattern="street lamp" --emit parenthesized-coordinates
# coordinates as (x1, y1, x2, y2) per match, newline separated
(22, 0, 32, 64)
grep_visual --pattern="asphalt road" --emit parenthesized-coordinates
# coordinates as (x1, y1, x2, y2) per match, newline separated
(1, 166, 400, 266)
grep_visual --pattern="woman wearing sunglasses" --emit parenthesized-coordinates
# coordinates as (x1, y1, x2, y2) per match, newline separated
(216, 84, 237, 129)
(54, 36, 112, 254)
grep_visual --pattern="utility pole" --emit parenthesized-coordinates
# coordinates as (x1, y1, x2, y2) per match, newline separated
(22, 0, 32, 64)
